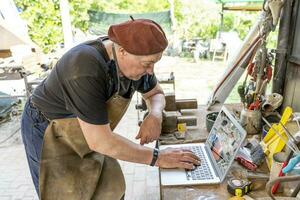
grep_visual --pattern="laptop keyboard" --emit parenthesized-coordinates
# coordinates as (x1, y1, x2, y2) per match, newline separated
(185, 146, 214, 180)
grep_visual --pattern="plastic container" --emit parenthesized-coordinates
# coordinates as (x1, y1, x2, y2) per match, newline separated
(240, 109, 261, 135)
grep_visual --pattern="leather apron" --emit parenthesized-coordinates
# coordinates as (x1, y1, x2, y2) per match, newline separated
(39, 43, 132, 200)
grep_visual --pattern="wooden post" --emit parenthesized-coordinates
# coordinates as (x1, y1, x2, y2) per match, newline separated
(60, 0, 73, 49)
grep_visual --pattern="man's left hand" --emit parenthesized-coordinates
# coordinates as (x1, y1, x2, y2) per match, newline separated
(136, 113, 162, 145)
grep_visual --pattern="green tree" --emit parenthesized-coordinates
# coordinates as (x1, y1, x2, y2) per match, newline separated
(15, 0, 92, 53)
(173, 0, 220, 40)
(14, 0, 171, 53)
(15, 0, 62, 53)
(90, 0, 169, 13)
(15, 0, 259, 53)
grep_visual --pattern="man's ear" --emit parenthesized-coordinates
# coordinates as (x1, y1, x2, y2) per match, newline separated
(118, 46, 128, 56)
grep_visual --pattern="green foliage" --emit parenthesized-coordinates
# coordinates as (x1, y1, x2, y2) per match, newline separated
(222, 12, 257, 39)
(173, 0, 220, 40)
(173, 0, 184, 24)
(266, 28, 279, 49)
(15, 0, 92, 53)
(90, 0, 169, 13)
(173, 0, 258, 41)
(15, 0, 259, 53)
(15, 0, 170, 53)
(69, 0, 90, 32)
(15, 0, 62, 53)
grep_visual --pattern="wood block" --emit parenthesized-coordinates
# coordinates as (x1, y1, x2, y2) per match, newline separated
(161, 111, 180, 133)
(175, 99, 198, 110)
(164, 92, 177, 111)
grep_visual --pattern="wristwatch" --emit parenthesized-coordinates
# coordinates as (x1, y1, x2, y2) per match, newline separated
(150, 148, 160, 166)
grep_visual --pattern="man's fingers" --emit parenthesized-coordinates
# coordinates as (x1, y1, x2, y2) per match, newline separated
(148, 137, 157, 144)
(181, 156, 201, 166)
(171, 148, 186, 153)
(145, 136, 152, 144)
(181, 148, 194, 153)
(140, 136, 148, 145)
(135, 131, 141, 139)
(179, 162, 194, 170)
(182, 151, 201, 162)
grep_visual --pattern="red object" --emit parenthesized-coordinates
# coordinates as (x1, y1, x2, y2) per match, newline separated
(236, 156, 257, 171)
(265, 65, 273, 81)
(247, 63, 255, 75)
(271, 161, 288, 194)
(108, 18, 168, 55)
(248, 99, 261, 110)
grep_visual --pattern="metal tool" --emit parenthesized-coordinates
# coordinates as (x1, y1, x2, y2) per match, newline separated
(262, 117, 300, 154)
(227, 178, 252, 197)
(246, 171, 269, 180)
(278, 121, 298, 145)
(292, 113, 300, 142)
(292, 113, 300, 130)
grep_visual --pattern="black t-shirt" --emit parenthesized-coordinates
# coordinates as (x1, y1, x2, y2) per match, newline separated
(32, 38, 157, 125)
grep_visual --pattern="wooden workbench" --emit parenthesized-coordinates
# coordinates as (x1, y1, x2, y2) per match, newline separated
(158, 104, 271, 200)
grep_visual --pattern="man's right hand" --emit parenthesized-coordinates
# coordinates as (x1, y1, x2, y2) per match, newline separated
(156, 148, 201, 170)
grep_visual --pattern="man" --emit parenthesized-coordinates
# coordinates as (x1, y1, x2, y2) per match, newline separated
(21, 18, 200, 199)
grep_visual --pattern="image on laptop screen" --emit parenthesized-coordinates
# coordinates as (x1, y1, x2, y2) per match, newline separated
(206, 110, 244, 175)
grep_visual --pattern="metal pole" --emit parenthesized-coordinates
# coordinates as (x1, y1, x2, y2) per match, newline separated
(168, 0, 176, 30)
(272, 0, 293, 94)
(60, 0, 73, 49)
(220, 3, 224, 38)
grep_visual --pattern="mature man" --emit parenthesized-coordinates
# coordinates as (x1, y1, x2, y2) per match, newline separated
(21, 18, 200, 199)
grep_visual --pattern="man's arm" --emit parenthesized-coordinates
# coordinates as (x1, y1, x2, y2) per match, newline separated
(142, 83, 165, 118)
(78, 118, 200, 169)
(135, 83, 165, 144)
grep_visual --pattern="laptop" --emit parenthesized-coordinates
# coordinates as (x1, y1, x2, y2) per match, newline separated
(160, 106, 246, 186)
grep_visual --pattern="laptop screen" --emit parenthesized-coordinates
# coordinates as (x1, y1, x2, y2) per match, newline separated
(206, 108, 245, 177)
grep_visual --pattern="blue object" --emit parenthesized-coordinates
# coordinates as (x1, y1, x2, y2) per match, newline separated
(21, 99, 49, 196)
(21, 98, 76, 196)
(282, 154, 300, 174)
(0, 91, 17, 119)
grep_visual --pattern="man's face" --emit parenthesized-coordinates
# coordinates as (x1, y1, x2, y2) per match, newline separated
(116, 46, 163, 80)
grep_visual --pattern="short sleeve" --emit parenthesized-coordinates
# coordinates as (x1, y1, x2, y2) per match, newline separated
(61, 76, 109, 125)
(136, 74, 158, 94)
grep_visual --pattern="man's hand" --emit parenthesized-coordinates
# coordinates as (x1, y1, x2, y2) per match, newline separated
(136, 112, 162, 145)
(156, 148, 201, 170)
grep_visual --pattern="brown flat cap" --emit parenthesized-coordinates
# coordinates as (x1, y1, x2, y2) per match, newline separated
(108, 18, 168, 55)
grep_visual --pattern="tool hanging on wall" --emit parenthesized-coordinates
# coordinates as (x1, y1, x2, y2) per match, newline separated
(238, 40, 274, 112)
(207, 0, 284, 109)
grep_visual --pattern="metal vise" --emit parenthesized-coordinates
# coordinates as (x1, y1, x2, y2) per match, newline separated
(162, 111, 197, 134)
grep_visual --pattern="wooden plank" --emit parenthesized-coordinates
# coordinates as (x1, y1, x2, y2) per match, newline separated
(175, 99, 198, 110)
(165, 93, 177, 111)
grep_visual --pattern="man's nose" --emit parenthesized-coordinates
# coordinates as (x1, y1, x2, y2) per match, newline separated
(146, 66, 154, 75)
